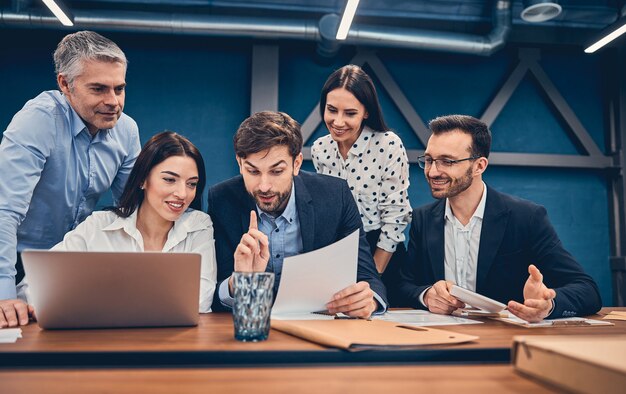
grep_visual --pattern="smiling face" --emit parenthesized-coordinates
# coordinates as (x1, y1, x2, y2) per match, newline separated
(323, 87, 369, 152)
(58, 59, 126, 135)
(424, 130, 480, 200)
(238, 145, 303, 217)
(140, 155, 199, 225)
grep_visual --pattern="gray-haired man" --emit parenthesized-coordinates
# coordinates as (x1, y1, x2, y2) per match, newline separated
(0, 31, 140, 326)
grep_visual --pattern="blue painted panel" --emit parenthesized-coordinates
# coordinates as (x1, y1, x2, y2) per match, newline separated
(491, 74, 582, 154)
(0, 31, 61, 130)
(541, 51, 607, 153)
(122, 35, 250, 204)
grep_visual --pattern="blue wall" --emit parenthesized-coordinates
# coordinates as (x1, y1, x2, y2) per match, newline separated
(0, 28, 613, 304)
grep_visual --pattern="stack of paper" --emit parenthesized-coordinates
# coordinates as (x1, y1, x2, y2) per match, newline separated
(0, 328, 22, 343)
(453, 308, 509, 318)
(374, 309, 482, 327)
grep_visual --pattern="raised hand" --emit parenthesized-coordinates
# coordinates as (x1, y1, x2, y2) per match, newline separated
(233, 210, 270, 273)
(507, 264, 556, 323)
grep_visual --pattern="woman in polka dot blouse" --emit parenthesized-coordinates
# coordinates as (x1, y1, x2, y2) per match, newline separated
(311, 65, 412, 305)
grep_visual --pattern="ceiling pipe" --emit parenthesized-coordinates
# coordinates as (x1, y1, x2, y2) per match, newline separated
(0, 0, 511, 57)
(0, 9, 321, 39)
(343, 0, 512, 56)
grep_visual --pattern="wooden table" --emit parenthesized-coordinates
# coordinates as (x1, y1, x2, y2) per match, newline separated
(1, 307, 623, 368)
(0, 365, 558, 393)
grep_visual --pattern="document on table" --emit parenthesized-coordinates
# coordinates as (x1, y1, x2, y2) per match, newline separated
(453, 308, 510, 318)
(271, 229, 359, 320)
(494, 315, 614, 328)
(374, 310, 483, 327)
(0, 328, 22, 343)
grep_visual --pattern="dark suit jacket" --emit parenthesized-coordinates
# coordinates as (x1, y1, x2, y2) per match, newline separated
(207, 171, 387, 312)
(398, 185, 602, 318)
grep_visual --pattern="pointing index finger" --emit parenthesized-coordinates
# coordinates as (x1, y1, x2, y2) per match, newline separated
(249, 210, 258, 231)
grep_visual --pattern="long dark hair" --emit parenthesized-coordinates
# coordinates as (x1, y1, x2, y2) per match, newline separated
(319, 64, 389, 132)
(112, 131, 206, 217)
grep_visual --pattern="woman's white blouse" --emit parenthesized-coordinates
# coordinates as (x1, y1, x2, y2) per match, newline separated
(20, 209, 217, 313)
(312, 127, 412, 252)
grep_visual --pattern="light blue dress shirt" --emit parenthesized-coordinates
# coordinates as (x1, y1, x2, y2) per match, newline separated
(0, 90, 141, 299)
(218, 183, 302, 306)
(256, 186, 303, 295)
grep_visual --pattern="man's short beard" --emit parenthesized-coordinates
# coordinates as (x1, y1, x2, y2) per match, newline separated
(429, 165, 473, 199)
(250, 186, 292, 216)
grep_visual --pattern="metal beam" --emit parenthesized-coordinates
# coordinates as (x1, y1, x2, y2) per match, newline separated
(608, 46, 626, 306)
(481, 50, 536, 126)
(483, 48, 605, 158)
(364, 52, 430, 146)
(250, 45, 279, 114)
(527, 52, 604, 158)
(304, 147, 615, 169)
(487, 152, 613, 169)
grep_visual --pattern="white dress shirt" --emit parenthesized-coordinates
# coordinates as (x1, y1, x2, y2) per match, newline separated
(419, 183, 487, 306)
(419, 183, 554, 314)
(444, 183, 487, 291)
(17, 209, 217, 313)
(312, 127, 411, 253)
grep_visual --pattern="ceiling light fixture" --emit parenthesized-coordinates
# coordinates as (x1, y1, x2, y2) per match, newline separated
(336, 0, 360, 40)
(41, 0, 74, 27)
(521, 0, 562, 23)
(585, 17, 626, 53)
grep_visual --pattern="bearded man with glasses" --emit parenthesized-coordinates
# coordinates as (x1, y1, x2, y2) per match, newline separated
(398, 115, 601, 322)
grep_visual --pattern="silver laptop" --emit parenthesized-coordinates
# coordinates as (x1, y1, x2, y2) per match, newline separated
(22, 250, 201, 329)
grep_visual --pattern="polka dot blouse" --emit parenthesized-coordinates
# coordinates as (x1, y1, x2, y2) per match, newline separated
(312, 127, 412, 253)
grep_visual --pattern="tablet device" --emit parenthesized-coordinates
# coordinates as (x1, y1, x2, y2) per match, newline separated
(449, 285, 507, 313)
(22, 250, 201, 329)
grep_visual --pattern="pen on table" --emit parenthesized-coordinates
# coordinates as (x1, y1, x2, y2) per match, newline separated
(550, 320, 590, 326)
(334, 312, 371, 321)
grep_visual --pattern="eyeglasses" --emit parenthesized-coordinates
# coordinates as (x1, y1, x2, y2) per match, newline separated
(417, 155, 479, 169)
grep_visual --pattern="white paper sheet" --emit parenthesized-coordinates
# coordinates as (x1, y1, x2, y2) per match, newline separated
(453, 308, 510, 318)
(0, 328, 22, 343)
(271, 229, 359, 320)
(373, 310, 483, 327)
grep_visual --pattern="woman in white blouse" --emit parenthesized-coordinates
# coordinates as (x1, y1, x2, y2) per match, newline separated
(312, 65, 411, 305)
(4, 132, 217, 327)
